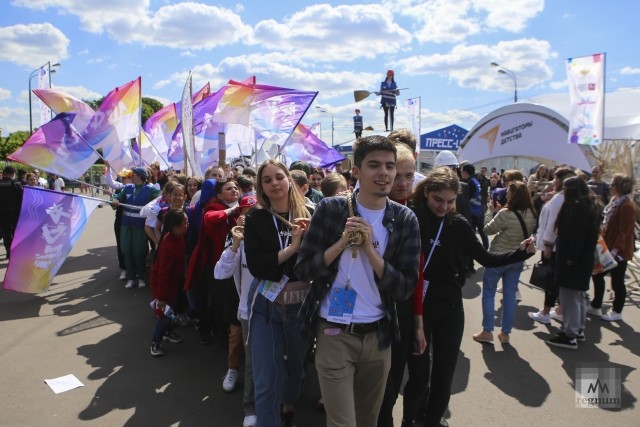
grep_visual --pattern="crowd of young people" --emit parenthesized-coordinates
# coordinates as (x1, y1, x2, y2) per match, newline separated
(96, 132, 636, 427)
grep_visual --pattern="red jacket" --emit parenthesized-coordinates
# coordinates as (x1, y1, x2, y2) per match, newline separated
(150, 232, 186, 304)
(184, 201, 237, 290)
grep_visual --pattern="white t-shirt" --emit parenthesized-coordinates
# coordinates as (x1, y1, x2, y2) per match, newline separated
(54, 177, 65, 191)
(320, 200, 389, 323)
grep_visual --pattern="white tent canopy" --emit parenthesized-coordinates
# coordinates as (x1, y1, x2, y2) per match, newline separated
(457, 103, 593, 171)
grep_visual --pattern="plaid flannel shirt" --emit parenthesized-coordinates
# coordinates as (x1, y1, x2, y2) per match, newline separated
(294, 191, 420, 349)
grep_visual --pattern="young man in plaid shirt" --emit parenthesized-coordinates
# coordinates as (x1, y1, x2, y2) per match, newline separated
(296, 135, 420, 426)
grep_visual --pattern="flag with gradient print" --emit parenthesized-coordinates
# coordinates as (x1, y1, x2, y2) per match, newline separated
(3, 187, 101, 294)
(9, 112, 99, 179)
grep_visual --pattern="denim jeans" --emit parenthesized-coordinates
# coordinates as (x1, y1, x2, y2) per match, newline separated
(482, 261, 524, 334)
(152, 315, 172, 342)
(249, 294, 307, 427)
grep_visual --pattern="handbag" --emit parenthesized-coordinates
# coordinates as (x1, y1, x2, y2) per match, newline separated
(529, 259, 553, 291)
(592, 234, 618, 275)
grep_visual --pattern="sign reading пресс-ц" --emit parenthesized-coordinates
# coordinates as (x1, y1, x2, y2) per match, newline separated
(575, 364, 621, 409)
(420, 124, 468, 151)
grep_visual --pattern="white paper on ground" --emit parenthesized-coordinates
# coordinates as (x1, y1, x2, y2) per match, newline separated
(44, 374, 84, 394)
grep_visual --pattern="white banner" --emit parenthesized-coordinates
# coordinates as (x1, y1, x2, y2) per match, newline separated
(405, 97, 421, 154)
(566, 53, 605, 145)
(37, 64, 51, 127)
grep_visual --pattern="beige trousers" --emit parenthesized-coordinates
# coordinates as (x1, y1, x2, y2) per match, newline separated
(315, 319, 391, 427)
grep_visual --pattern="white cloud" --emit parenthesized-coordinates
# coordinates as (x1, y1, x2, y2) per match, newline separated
(390, 0, 542, 44)
(0, 87, 11, 100)
(395, 38, 555, 92)
(180, 51, 195, 57)
(14, 0, 251, 50)
(621, 66, 640, 75)
(549, 80, 567, 90)
(144, 94, 171, 106)
(0, 106, 29, 133)
(393, 0, 481, 43)
(154, 53, 381, 99)
(52, 85, 102, 101)
(77, 49, 89, 55)
(86, 55, 110, 64)
(12, 0, 148, 33)
(0, 23, 69, 67)
(474, 0, 544, 32)
(251, 4, 412, 61)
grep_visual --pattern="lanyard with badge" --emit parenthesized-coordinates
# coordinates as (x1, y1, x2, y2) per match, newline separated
(327, 194, 362, 324)
(256, 212, 291, 301)
(421, 218, 444, 304)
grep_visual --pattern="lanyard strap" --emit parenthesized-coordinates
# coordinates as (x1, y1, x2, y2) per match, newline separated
(272, 213, 291, 251)
(423, 218, 444, 273)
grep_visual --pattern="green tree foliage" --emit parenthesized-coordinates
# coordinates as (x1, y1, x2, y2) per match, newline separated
(0, 131, 30, 160)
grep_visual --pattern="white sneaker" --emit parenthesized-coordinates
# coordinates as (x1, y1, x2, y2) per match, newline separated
(515, 290, 522, 302)
(222, 368, 239, 392)
(601, 310, 623, 322)
(119, 269, 127, 280)
(125, 279, 135, 289)
(528, 310, 551, 324)
(550, 309, 564, 322)
(138, 279, 146, 288)
(586, 306, 602, 317)
(243, 415, 257, 427)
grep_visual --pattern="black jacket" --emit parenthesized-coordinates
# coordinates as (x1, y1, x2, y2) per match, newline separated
(414, 204, 532, 306)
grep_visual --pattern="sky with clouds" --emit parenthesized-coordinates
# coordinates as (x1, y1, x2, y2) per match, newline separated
(1, 0, 639, 145)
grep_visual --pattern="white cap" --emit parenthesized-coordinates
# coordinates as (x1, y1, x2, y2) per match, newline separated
(434, 150, 459, 167)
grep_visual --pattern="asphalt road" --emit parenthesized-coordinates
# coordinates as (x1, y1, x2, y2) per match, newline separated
(1, 203, 638, 426)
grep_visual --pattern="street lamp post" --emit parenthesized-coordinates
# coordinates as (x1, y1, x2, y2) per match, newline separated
(491, 62, 517, 103)
(28, 61, 61, 134)
(315, 106, 334, 147)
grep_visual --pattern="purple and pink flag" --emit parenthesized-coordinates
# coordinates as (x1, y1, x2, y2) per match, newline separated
(282, 123, 345, 168)
(3, 187, 102, 294)
(9, 112, 99, 179)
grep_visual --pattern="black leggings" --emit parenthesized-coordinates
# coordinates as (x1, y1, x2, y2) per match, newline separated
(403, 303, 464, 427)
(383, 106, 395, 131)
(591, 260, 628, 312)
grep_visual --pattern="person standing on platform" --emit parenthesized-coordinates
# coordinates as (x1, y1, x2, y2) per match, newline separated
(354, 109, 363, 139)
(377, 70, 400, 132)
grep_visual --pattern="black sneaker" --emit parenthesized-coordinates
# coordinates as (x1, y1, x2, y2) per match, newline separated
(556, 330, 585, 342)
(280, 411, 295, 427)
(163, 331, 183, 344)
(150, 341, 165, 357)
(546, 332, 577, 350)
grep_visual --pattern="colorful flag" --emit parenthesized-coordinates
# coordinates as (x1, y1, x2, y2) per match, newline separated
(8, 112, 99, 179)
(281, 123, 345, 167)
(566, 53, 605, 145)
(33, 88, 95, 117)
(3, 187, 101, 294)
(83, 77, 141, 149)
(142, 102, 177, 163)
(33, 88, 95, 132)
(37, 64, 51, 127)
(217, 80, 317, 157)
(405, 97, 421, 154)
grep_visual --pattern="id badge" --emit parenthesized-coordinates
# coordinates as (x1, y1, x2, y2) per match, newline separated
(326, 287, 357, 325)
(421, 280, 429, 304)
(257, 274, 289, 302)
